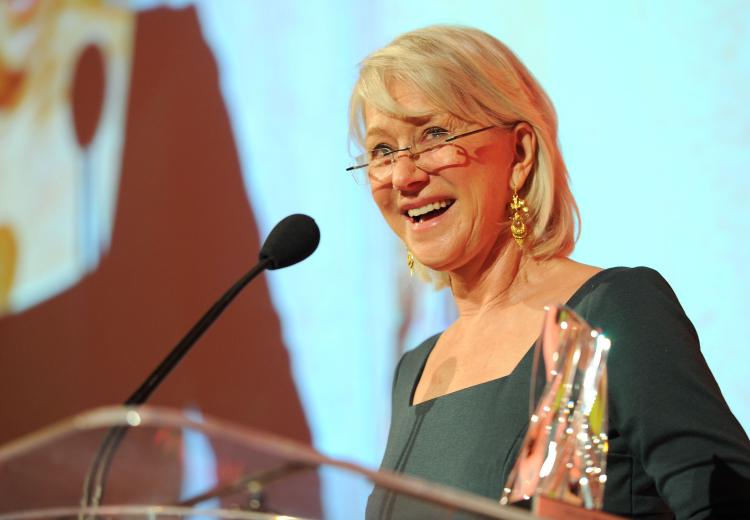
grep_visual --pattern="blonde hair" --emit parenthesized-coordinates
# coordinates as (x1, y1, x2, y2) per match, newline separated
(349, 25, 579, 286)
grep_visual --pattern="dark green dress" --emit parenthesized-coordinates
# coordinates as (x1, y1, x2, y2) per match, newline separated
(367, 267, 750, 519)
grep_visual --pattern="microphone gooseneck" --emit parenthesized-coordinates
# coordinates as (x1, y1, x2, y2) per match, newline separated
(81, 213, 320, 511)
(127, 212, 319, 406)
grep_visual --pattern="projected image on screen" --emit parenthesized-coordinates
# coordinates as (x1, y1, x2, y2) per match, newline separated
(0, 0, 133, 316)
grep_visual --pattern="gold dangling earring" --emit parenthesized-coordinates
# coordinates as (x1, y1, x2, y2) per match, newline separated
(406, 250, 415, 277)
(509, 189, 529, 247)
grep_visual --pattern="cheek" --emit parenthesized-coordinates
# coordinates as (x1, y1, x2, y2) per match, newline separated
(470, 173, 509, 221)
(370, 187, 402, 227)
(370, 186, 390, 212)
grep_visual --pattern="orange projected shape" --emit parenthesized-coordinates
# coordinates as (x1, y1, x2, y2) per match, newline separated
(6, 0, 43, 25)
(0, 65, 25, 109)
(0, 226, 18, 313)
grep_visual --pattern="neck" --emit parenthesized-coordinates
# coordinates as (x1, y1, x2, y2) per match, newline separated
(448, 240, 529, 318)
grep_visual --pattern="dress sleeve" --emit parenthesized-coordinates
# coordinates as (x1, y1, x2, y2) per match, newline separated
(582, 267, 750, 519)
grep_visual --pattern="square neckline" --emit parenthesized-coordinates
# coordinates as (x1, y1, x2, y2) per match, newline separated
(409, 267, 620, 407)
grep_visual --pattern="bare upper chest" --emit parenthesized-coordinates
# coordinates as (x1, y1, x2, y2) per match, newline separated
(411, 261, 602, 405)
(411, 307, 544, 405)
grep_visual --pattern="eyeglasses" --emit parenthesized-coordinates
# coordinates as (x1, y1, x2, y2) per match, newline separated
(346, 125, 496, 185)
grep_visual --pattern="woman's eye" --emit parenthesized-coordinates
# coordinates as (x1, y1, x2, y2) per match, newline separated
(370, 144, 393, 159)
(423, 127, 450, 140)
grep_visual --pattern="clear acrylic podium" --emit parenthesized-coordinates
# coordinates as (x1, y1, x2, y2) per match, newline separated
(0, 405, 546, 520)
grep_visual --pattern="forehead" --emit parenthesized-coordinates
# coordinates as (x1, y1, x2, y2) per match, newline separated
(363, 81, 437, 136)
(387, 81, 433, 111)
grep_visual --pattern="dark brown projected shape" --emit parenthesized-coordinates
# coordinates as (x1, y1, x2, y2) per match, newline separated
(71, 43, 106, 270)
(0, 6, 320, 515)
(72, 44, 106, 146)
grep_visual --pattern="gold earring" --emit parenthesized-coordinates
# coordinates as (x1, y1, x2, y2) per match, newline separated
(509, 190, 529, 247)
(406, 250, 415, 277)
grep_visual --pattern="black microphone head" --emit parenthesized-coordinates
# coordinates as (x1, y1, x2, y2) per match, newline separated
(259, 214, 320, 270)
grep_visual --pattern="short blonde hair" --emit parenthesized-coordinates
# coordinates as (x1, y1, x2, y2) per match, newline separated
(349, 25, 579, 284)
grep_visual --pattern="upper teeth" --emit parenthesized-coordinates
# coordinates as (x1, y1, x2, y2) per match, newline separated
(407, 200, 453, 218)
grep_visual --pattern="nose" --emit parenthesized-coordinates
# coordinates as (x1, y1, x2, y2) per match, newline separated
(390, 150, 429, 192)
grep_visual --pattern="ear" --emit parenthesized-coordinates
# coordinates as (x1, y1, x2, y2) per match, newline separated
(509, 122, 537, 191)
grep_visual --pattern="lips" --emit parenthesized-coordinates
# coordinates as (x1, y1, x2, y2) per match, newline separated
(403, 199, 455, 224)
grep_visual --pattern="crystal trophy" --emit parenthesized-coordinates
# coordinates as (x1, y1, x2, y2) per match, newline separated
(501, 305, 611, 510)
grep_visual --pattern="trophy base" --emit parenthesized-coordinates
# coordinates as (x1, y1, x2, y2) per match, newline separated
(533, 496, 624, 520)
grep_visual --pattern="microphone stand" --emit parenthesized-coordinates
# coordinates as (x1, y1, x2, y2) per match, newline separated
(174, 461, 315, 512)
(80, 258, 272, 513)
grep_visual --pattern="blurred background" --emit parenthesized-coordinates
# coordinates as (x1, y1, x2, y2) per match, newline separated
(1, 0, 748, 516)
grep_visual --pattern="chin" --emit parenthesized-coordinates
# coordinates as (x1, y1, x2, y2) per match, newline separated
(411, 249, 460, 273)
(410, 233, 473, 270)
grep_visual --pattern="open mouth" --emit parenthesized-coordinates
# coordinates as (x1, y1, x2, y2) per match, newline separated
(405, 199, 455, 224)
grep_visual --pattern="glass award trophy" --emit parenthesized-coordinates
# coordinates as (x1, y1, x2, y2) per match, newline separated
(501, 305, 616, 518)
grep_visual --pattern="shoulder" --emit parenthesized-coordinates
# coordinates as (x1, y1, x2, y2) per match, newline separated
(568, 267, 726, 440)
(568, 266, 711, 436)
(572, 266, 679, 309)
(570, 266, 700, 385)
(573, 269, 750, 517)
(570, 266, 697, 343)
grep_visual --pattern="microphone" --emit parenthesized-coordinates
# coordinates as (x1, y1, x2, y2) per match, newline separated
(259, 213, 320, 270)
(81, 213, 320, 509)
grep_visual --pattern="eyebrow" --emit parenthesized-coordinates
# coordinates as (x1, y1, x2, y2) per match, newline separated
(364, 126, 391, 140)
(364, 115, 443, 141)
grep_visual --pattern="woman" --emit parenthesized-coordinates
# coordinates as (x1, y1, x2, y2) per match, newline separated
(347, 26, 750, 518)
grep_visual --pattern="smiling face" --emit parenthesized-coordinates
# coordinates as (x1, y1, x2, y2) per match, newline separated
(365, 81, 525, 275)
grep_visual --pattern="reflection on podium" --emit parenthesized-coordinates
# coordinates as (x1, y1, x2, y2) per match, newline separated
(0, 406, 542, 520)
